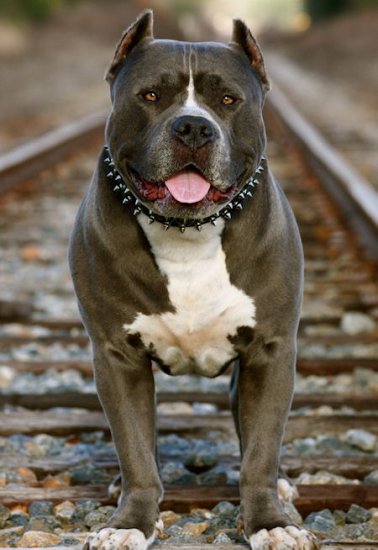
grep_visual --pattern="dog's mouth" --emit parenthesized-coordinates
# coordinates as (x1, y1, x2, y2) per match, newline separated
(131, 166, 237, 207)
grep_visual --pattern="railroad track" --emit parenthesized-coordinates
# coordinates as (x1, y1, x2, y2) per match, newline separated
(0, 86, 377, 550)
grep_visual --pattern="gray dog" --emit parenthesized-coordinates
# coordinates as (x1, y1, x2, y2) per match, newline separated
(69, 10, 319, 550)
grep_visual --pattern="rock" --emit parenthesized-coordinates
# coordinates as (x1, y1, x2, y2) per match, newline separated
(341, 312, 376, 335)
(54, 500, 76, 523)
(0, 365, 15, 388)
(0, 526, 24, 546)
(185, 453, 218, 473)
(71, 499, 100, 522)
(160, 510, 181, 528)
(165, 524, 183, 536)
(304, 509, 336, 532)
(28, 501, 53, 517)
(346, 504, 372, 524)
(0, 503, 11, 528)
(17, 530, 61, 547)
(84, 506, 115, 527)
(343, 429, 377, 451)
(211, 501, 236, 517)
(70, 464, 111, 485)
(333, 509, 346, 525)
(198, 467, 228, 485)
(160, 461, 196, 485)
(9, 513, 29, 528)
(15, 467, 37, 483)
(28, 514, 61, 532)
(364, 470, 378, 484)
(297, 471, 359, 485)
(282, 501, 303, 525)
(182, 520, 209, 536)
(213, 531, 232, 543)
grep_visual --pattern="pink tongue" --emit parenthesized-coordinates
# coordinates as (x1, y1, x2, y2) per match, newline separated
(165, 171, 210, 204)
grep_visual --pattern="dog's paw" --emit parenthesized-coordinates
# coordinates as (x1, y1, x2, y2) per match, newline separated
(84, 521, 162, 550)
(249, 526, 319, 550)
(277, 478, 299, 502)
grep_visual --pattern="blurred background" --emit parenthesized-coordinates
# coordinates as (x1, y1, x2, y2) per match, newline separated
(0, 0, 377, 186)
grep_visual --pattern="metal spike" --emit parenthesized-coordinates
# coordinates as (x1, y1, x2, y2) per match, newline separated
(256, 166, 264, 174)
(223, 210, 232, 220)
(246, 191, 253, 197)
(235, 202, 243, 210)
(122, 197, 131, 204)
(148, 216, 155, 224)
(104, 157, 111, 164)
(135, 199, 140, 206)
(113, 185, 121, 191)
(195, 222, 202, 231)
(107, 171, 114, 178)
(115, 175, 122, 181)
(239, 191, 246, 199)
(180, 224, 186, 233)
(133, 207, 141, 216)
(210, 216, 218, 226)
(163, 222, 171, 231)
(247, 181, 255, 188)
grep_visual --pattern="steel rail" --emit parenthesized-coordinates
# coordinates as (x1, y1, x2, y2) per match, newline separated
(266, 85, 378, 257)
(0, 111, 106, 193)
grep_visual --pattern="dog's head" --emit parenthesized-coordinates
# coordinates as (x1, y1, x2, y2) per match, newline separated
(105, 10, 269, 222)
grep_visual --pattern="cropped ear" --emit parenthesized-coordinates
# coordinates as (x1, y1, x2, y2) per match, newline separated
(230, 19, 270, 92)
(105, 10, 154, 83)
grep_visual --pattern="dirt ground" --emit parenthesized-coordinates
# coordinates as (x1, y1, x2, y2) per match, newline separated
(0, 2, 377, 188)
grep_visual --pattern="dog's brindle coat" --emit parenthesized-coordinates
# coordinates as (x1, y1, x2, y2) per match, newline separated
(69, 10, 318, 550)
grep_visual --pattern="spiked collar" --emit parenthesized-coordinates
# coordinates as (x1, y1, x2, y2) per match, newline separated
(104, 145, 266, 232)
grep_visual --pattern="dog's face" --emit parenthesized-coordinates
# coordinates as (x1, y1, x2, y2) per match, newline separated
(105, 11, 269, 220)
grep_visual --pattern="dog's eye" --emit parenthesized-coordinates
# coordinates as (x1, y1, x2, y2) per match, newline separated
(222, 95, 236, 106)
(142, 91, 159, 102)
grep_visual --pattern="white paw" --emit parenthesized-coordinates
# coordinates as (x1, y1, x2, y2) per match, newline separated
(249, 526, 319, 550)
(277, 478, 299, 503)
(84, 521, 162, 550)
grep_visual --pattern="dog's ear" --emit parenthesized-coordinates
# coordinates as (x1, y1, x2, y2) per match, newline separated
(230, 19, 270, 92)
(105, 10, 154, 83)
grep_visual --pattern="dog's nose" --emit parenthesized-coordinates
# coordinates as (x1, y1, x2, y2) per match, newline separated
(172, 115, 215, 149)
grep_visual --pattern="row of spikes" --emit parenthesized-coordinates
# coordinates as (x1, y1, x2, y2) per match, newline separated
(104, 146, 265, 232)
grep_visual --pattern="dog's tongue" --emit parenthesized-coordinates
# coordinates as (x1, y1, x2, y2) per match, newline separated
(165, 171, 210, 204)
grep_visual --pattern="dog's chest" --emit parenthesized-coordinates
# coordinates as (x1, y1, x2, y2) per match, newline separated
(123, 218, 256, 376)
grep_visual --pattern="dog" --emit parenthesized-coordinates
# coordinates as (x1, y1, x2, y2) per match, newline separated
(69, 10, 319, 550)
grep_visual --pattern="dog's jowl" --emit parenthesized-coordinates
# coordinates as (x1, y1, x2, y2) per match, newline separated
(69, 10, 319, 550)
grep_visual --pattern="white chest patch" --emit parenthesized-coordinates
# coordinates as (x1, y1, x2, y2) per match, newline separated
(123, 218, 256, 377)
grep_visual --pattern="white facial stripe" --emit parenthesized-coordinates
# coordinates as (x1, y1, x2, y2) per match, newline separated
(180, 49, 218, 125)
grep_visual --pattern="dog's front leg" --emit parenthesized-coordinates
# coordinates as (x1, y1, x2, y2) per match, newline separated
(84, 344, 162, 550)
(236, 341, 319, 550)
